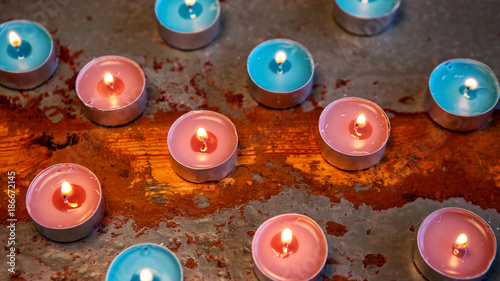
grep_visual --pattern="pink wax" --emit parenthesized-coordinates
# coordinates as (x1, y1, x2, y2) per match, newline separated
(26, 163, 102, 228)
(252, 214, 328, 281)
(416, 208, 496, 279)
(319, 97, 390, 155)
(76, 56, 145, 110)
(168, 111, 238, 169)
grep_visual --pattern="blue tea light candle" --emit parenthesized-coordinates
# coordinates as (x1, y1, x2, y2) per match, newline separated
(333, 0, 401, 35)
(0, 20, 57, 90)
(247, 39, 314, 109)
(106, 243, 183, 281)
(427, 59, 500, 131)
(155, 0, 220, 50)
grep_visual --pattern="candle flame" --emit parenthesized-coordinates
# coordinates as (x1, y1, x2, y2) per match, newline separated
(8, 31, 21, 48)
(197, 128, 208, 142)
(456, 234, 467, 248)
(356, 114, 366, 128)
(61, 181, 72, 198)
(185, 0, 196, 7)
(275, 51, 287, 65)
(281, 228, 292, 246)
(465, 78, 478, 90)
(140, 269, 153, 281)
(104, 72, 114, 87)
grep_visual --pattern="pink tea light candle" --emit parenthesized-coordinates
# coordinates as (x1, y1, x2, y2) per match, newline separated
(167, 110, 238, 183)
(414, 208, 497, 281)
(26, 163, 105, 242)
(318, 97, 390, 171)
(75, 56, 147, 126)
(252, 214, 328, 281)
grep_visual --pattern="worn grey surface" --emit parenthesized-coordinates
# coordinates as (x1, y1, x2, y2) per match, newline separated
(1, 0, 500, 280)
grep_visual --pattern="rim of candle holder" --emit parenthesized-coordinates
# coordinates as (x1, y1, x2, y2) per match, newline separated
(106, 243, 183, 281)
(426, 59, 500, 132)
(247, 38, 315, 109)
(252, 213, 328, 281)
(75, 55, 148, 127)
(333, 0, 401, 36)
(0, 20, 58, 90)
(167, 110, 239, 183)
(318, 97, 391, 171)
(414, 207, 497, 281)
(26, 163, 105, 242)
(154, 0, 221, 50)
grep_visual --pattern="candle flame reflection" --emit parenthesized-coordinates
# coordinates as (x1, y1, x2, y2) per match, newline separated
(140, 269, 153, 281)
(8, 31, 21, 48)
(361, 0, 368, 3)
(197, 127, 208, 152)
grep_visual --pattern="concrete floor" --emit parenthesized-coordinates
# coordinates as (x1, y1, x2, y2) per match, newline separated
(1, 0, 500, 280)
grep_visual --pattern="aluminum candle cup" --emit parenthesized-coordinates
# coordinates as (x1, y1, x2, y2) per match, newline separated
(426, 59, 500, 131)
(252, 214, 328, 281)
(167, 110, 238, 183)
(75, 56, 147, 127)
(414, 208, 496, 281)
(333, 0, 401, 35)
(0, 20, 58, 90)
(155, 0, 221, 50)
(247, 39, 314, 109)
(106, 243, 183, 281)
(319, 97, 390, 171)
(26, 163, 105, 242)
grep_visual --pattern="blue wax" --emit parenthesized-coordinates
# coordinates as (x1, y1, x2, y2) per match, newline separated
(155, 0, 219, 33)
(106, 244, 182, 281)
(430, 59, 500, 116)
(336, 0, 400, 18)
(247, 39, 314, 93)
(0, 20, 53, 73)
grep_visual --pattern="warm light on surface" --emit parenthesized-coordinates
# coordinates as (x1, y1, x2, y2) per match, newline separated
(275, 51, 287, 65)
(104, 72, 114, 87)
(356, 114, 366, 128)
(61, 181, 72, 197)
(185, 0, 196, 7)
(281, 228, 292, 246)
(140, 269, 153, 281)
(456, 234, 468, 248)
(8, 31, 21, 48)
(361, 0, 368, 3)
(465, 78, 478, 90)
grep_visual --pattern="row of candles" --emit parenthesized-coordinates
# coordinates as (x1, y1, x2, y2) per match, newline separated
(28, 163, 498, 281)
(2, 0, 499, 280)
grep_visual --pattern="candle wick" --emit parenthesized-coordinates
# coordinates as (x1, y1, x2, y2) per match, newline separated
(277, 64, 283, 75)
(201, 141, 207, 152)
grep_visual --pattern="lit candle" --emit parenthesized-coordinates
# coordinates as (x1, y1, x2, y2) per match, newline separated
(414, 208, 497, 281)
(0, 20, 58, 90)
(155, 0, 221, 50)
(318, 97, 391, 171)
(333, 0, 401, 35)
(167, 110, 238, 183)
(247, 39, 314, 109)
(26, 163, 105, 242)
(252, 214, 328, 281)
(106, 244, 182, 281)
(75, 56, 147, 127)
(427, 59, 500, 131)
